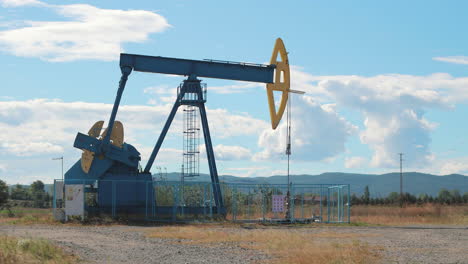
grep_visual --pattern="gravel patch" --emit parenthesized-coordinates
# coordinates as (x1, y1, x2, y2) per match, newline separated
(296, 225, 468, 264)
(0, 224, 466, 263)
(0, 225, 268, 264)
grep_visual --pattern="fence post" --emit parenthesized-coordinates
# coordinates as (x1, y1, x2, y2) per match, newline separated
(290, 185, 295, 223)
(347, 184, 351, 223)
(327, 187, 330, 223)
(180, 183, 184, 218)
(203, 184, 207, 218)
(82, 180, 85, 221)
(262, 190, 266, 223)
(173, 184, 179, 222)
(301, 190, 304, 219)
(247, 187, 251, 220)
(53, 179, 56, 211)
(112, 181, 116, 219)
(320, 186, 323, 222)
(209, 184, 213, 218)
(338, 187, 342, 222)
(145, 181, 148, 220)
(153, 183, 157, 219)
(233, 186, 237, 222)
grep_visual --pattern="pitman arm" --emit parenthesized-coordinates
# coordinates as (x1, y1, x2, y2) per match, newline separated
(101, 66, 132, 152)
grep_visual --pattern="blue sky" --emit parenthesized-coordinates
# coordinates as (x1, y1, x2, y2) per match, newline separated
(1, 0, 468, 184)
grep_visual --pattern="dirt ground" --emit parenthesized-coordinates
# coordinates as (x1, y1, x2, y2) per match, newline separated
(0, 224, 467, 264)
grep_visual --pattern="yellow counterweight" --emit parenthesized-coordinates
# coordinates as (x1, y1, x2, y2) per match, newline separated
(267, 38, 291, 129)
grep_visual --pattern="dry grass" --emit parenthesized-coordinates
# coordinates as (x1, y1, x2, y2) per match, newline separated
(0, 208, 57, 225)
(352, 204, 468, 225)
(148, 225, 382, 264)
(0, 235, 77, 264)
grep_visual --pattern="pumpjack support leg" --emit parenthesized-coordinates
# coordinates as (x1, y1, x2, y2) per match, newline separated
(199, 102, 225, 214)
(144, 99, 181, 173)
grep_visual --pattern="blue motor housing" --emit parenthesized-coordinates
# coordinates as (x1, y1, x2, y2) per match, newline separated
(64, 137, 154, 217)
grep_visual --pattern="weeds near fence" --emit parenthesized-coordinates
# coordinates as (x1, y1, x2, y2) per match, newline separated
(352, 204, 468, 225)
(148, 225, 382, 264)
(0, 235, 77, 264)
(0, 208, 57, 225)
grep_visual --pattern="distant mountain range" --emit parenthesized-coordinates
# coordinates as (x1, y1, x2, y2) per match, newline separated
(155, 172, 468, 197)
(23, 172, 466, 197)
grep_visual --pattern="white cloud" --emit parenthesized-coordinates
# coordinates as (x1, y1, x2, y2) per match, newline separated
(144, 85, 174, 95)
(135, 145, 182, 168)
(207, 108, 269, 138)
(281, 71, 468, 169)
(360, 109, 435, 167)
(433, 56, 468, 65)
(0, 163, 6, 172)
(1, 142, 63, 157)
(247, 67, 468, 169)
(344, 156, 368, 169)
(3, 68, 468, 181)
(308, 73, 468, 104)
(0, 98, 266, 155)
(254, 95, 357, 161)
(213, 144, 251, 161)
(437, 157, 468, 175)
(224, 166, 270, 177)
(140, 82, 270, 139)
(0, 98, 267, 183)
(0, 0, 43, 7)
(209, 82, 261, 94)
(143, 85, 177, 104)
(0, 2, 170, 61)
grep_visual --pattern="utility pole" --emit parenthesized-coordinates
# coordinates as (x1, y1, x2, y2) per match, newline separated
(52, 156, 64, 182)
(286, 92, 291, 192)
(285, 93, 292, 220)
(284, 89, 305, 220)
(52, 156, 64, 208)
(399, 153, 403, 208)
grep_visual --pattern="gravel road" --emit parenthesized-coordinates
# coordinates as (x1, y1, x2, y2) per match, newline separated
(0, 225, 269, 264)
(0, 224, 467, 264)
(298, 225, 468, 264)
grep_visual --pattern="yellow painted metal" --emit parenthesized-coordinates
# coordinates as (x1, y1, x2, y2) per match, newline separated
(81, 121, 104, 173)
(80, 121, 124, 173)
(81, 151, 94, 173)
(88, 121, 104, 137)
(266, 38, 290, 129)
(100, 121, 124, 148)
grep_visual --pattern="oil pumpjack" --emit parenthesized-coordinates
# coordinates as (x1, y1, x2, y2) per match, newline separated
(64, 38, 294, 216)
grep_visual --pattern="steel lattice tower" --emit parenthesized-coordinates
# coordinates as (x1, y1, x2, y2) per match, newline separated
(180, 82, 203, 182)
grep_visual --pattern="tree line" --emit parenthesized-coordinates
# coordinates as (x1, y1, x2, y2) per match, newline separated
(1, 179, 467, 212)
(351, 185, 468, 205)
(0, 179, 52, 210)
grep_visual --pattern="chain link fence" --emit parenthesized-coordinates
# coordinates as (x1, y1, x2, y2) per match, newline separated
(53, 180, 350, 223)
